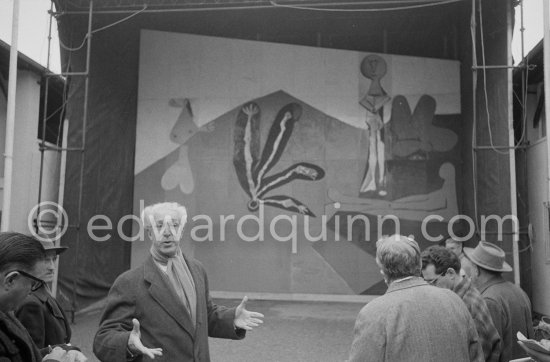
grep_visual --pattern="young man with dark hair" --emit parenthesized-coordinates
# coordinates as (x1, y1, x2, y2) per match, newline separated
(347, 235, 483, 362)
(421, 245, 501, 362)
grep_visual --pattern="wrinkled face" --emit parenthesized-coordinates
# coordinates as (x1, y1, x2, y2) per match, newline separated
(461, 257, 476, 279)
(445, 242, 462, 257)
(147, 209, 184, 257)
(469, 265, 481, 287)
(0, 264, 41, 311)
(35, 250, 58, 283)
(422, 264, 454, 290)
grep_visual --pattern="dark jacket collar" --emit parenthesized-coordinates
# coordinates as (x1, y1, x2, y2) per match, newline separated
(32, 285, 50, 302)
(476, 274, 506, 294)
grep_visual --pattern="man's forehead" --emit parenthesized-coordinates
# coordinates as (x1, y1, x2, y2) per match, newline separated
(151, 210, 181, 221)
(445, 239, 462, 246)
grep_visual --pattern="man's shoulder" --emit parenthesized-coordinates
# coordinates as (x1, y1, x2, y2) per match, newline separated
(363, 283, 434, 308)
(183, 254, 203, 267)
(422, 285, 470, 312)
(15, 294, 43, 317)
(183, 255, 206, 274)
(112, 263, 147, 284)
(482, 279, 525, 299)
(19, 292, 42, 307)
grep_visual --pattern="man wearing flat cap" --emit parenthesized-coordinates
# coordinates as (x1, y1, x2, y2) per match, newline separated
(465, 241, 534, 361)
(16, 238, 72, 349)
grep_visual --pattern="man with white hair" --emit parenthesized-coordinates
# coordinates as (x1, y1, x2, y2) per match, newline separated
(347, 234, 483, 362)
(94, 202, 264, 361)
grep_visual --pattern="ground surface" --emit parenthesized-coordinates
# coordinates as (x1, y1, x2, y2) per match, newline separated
(70, 299, 363, 362)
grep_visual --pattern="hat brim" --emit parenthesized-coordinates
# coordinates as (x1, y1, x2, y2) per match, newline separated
(463, 247, 513, 272)
(43, 246, 68, 255)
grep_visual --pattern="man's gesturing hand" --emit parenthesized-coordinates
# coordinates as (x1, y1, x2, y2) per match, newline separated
(234, 296, 264, 331)
(128, 318, 163, 359)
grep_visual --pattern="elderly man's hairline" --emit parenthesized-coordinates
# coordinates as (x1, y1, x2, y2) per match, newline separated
(141, 202, 187, 226)
(375, 234, 421, 277)
(376, 234, 420, 255)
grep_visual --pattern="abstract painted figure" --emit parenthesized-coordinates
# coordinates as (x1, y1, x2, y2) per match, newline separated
(359, 54, 392, 195)
(161, 98, 214, 194)
(233, 102, 324, 216)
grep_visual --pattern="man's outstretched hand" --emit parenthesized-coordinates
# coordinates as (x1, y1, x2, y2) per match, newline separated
(234, 296, 264, 331)
(128, 318, 163, 359)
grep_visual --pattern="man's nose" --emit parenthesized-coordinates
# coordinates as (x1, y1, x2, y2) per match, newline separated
(163, 226, 173, 237)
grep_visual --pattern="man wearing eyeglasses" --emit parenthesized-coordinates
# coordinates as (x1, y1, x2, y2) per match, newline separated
(347, 234, 483, 362)
(94, 202, 264, 362)
(0, 232, 87, 362)
(421, 245, 501, 362)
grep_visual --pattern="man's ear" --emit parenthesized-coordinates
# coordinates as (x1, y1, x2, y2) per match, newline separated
(2, 272, 17, 291)
(144, 226, 153, 240)
(447, 268, 458, 278)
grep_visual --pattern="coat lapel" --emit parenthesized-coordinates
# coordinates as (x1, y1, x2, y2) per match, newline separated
(35, 286, 72, 342)
(184, 256, 205, 331)
(143, 257, 196, 338)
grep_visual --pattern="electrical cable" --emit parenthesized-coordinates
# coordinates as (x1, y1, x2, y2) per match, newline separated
(59, 5, 147, 52)
(269, 0, 465, 12)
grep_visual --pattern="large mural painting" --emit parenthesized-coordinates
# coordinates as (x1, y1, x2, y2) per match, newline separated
(133, 30, 462, 295)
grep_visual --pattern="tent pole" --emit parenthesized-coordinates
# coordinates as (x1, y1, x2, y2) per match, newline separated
(507, 0, 520, 285)
(2, 0, 20, 231)
(68, 0, 94, 316)
(52, 118, 69, 298)
(544, 0, 550, 263)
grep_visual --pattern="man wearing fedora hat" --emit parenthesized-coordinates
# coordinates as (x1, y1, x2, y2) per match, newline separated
(15, 237, 73, 349)
(465, 241, 534, 361)
(348, 234, 483, 362)
(421, 245, 501, 362)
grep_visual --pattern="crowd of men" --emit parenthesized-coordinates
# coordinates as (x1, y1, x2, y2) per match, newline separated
(0, 201, 543, 361)
(348, 234, 536, 362)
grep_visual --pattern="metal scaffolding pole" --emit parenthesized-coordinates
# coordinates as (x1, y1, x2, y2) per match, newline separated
(38, 0, 94, 315)
(2, 0, 20, 232)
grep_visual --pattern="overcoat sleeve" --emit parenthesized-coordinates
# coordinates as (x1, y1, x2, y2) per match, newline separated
(93, 273, 135, 362)
(199, 263, 245, 340)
